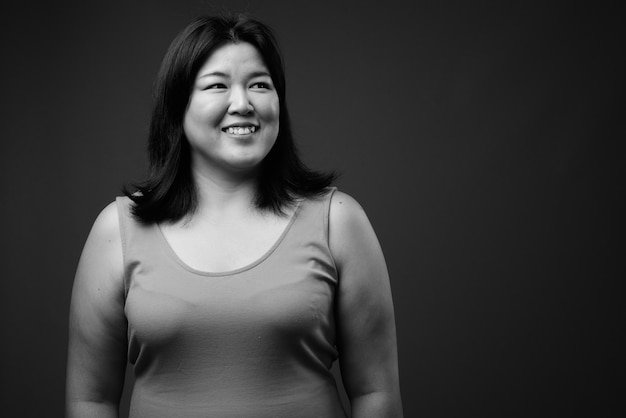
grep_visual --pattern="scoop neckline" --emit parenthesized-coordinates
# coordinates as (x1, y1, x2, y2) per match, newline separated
(155, 200, 304, 277)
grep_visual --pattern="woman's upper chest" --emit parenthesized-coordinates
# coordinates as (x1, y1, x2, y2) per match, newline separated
(159, 210, 294, 273)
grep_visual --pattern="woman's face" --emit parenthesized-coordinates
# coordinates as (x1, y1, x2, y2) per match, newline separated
(183, 42, 280, 177)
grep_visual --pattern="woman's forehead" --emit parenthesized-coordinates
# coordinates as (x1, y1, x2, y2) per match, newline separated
(197, 42, 269, 77)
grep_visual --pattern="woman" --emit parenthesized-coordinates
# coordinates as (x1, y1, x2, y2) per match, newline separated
(66, 13, 402, 418)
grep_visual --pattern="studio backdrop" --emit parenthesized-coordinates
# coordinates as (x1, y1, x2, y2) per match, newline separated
(0, 1, 623, 417)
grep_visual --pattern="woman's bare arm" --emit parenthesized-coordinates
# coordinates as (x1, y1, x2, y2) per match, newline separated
(329, 191, 403, 418)
(66, 202, 127, 418)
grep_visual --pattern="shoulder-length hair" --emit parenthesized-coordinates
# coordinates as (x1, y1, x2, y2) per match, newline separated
(125, 13, 335, 223)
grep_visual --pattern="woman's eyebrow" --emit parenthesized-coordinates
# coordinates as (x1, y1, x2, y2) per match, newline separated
(199, 70, 271, 79)
(249, 71, 271, 78)
(199, 71, 228, 79)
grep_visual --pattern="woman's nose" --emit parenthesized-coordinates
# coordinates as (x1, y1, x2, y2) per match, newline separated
(228, 87, 253, 115)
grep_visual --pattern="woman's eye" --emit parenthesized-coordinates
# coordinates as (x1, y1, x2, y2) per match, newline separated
(205, 83, 227, 90)
(251, 82, 271, 89)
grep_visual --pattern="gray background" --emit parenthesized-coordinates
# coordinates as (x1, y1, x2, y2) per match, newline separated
(0, 0, 623, 417)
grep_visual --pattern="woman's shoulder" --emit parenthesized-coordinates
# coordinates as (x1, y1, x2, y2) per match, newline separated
(88, 200, 123, 243)
(73, 200, 125, 295)
(327, 189, 381, 271)
(329, 189, 368, 224)
(296, 187, 363, 216)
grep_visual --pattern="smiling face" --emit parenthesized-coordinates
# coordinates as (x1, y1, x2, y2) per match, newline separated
(183, 42, 280, 178)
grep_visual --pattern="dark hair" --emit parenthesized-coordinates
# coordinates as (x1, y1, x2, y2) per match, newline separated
(125, 13, 335, 223)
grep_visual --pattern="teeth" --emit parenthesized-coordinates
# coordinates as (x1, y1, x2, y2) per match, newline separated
(227, 126, 256, 135)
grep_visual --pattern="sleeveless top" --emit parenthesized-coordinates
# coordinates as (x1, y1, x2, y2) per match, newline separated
(116, 188, 347, 418)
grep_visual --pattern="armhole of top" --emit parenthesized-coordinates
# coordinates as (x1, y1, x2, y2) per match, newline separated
(115, 197, 130, 299)
(324, 187, 340, 276)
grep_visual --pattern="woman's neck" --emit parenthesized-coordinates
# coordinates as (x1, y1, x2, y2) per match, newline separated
(190, 166, 260, 223)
